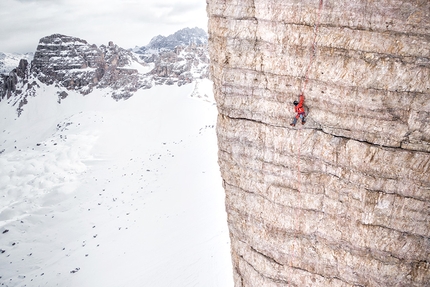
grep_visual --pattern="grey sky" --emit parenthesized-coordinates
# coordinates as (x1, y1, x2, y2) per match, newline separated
(0, 0, 208, 53)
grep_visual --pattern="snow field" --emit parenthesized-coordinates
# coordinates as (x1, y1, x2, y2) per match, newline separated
(0, 80, 233, 287)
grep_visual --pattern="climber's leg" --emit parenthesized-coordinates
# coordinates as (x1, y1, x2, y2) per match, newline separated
(300, 113, 306, 124)
(290, 115, 299, 127)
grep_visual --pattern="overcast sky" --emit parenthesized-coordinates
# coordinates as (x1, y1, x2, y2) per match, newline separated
(0, 0, 208, 53)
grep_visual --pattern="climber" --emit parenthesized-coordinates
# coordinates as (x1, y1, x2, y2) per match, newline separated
(290, 93, 306, 127)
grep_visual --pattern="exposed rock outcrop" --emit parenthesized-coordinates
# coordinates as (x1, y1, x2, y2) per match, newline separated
(1, 28, 210, 114)
(1, 59, 29, 100)
(31, 34, 151, 97)
(134, 27, 210, 86)
(0, 52, 33, 74)
(207, 0, 430, 286)
(146, 44, 210, 86)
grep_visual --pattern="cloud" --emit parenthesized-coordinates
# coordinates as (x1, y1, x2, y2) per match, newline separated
(0, 0, 208, 53)
(166, 1, 207, 24)
(14, 0, 65, 2)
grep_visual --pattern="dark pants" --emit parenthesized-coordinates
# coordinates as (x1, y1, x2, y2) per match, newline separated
(292, 113, 306, 125)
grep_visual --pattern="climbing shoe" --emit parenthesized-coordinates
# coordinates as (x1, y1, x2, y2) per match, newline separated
(290, 123, 295, 127)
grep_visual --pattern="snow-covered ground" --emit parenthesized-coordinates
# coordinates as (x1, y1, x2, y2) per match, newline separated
(0, 80, 233, 287)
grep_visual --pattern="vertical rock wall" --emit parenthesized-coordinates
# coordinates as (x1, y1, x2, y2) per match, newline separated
(207, 0, 430, 286)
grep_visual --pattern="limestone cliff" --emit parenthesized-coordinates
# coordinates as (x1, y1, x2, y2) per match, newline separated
(207, 0, 430, 286)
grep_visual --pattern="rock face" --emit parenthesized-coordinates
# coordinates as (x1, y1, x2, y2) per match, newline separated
(147, 45, 210, 86)
(0, 59, 28, 98)
(31, 34, 152, 98)
(1, 29, 210, 114)
(0, 52, 33, 74)
(207, 1, 430, 286)
(1, 34, 152, 108)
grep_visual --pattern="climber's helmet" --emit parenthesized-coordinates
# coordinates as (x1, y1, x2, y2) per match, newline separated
(293, 100, 299, 106)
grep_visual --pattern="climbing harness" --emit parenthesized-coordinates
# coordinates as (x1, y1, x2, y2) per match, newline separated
(289, 1, 324, 286)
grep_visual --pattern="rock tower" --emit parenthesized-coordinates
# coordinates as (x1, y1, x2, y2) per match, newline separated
(207, 0, 430, 286)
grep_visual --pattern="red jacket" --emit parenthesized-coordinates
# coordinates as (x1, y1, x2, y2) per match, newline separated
(295, 94, 305, 114)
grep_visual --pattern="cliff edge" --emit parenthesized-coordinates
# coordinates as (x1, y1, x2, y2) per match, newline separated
(207, 0, 430, 286)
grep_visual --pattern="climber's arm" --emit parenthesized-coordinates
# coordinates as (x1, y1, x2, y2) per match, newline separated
(299, 94, 304, 106)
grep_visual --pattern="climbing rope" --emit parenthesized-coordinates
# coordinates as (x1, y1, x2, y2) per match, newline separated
(289, 1, 324, 286)
(301, 0, 324, 95)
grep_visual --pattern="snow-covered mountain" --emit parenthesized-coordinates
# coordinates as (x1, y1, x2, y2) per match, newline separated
(133, 27, 209, 86)
(31, 34, 153, 98)
(134, 27, 207, 53)
(0, 28, 232, 287)
(0, 28, 210, 115)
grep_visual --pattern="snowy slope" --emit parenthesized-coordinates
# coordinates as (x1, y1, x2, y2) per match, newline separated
(0, 80, 233, 287)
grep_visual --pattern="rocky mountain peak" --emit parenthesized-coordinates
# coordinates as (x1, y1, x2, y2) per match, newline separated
(22, 33, 153, 104)
(38, 34, 88, 46)
(134, 28, 209, 86)
(31, 34, 103, 87)
(136, 27, 208, 53)
(0, 28, 210, 115)
(147, 27, 207, 51)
